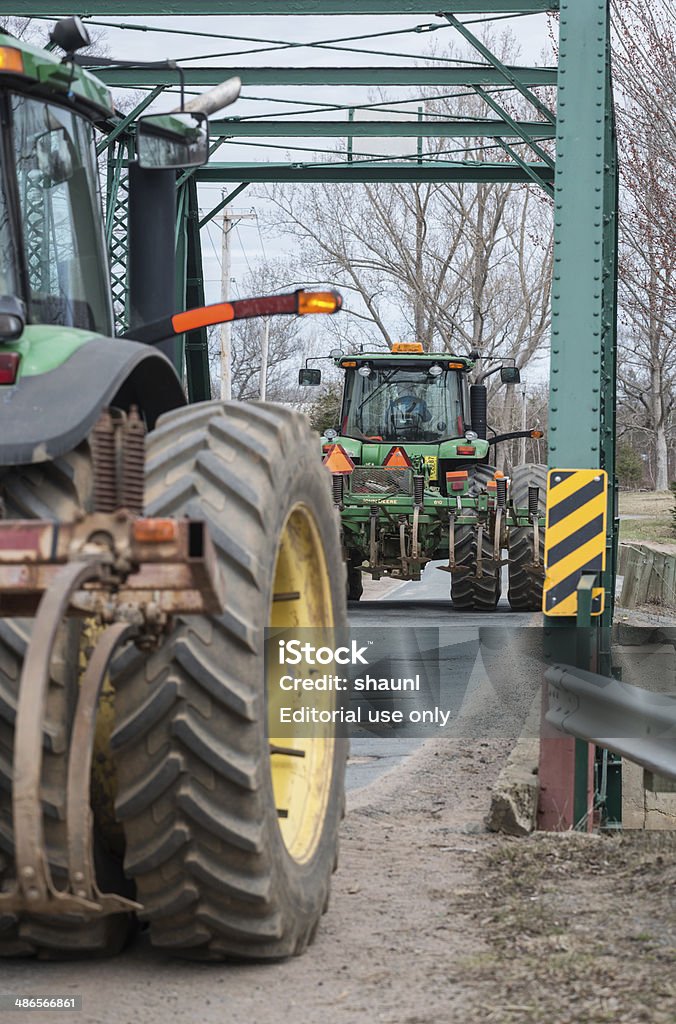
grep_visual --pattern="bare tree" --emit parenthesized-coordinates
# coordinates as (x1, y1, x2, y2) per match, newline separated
(260, 30, 554, 453)
(612, 0, 676, 489)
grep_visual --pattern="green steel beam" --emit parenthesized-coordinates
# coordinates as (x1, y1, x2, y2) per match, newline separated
(544, 0, 617, 816)
(443, 12, 556, 123)
(495, 139, 554, 196)
(548, 0, 613, 470)
(11, 2, 558, 13)
(195, 161, 554, 183)
(209, 118, 554, 139)
(474, 86, 554, 167)
(90, 66, 557, 89)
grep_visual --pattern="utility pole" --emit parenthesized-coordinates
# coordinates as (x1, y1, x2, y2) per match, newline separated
(218, 204, 256, 401)
(260, 318, 270, 401)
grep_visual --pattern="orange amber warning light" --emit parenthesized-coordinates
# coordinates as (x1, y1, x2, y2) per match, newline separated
(297, 290, 342, 315)
(0, 47, 25, 74)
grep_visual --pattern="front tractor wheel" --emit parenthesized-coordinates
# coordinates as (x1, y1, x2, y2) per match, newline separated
(111, 402, 348, 960)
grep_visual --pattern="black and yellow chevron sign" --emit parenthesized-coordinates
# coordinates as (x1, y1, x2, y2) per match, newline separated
(542, 468, 608, 617)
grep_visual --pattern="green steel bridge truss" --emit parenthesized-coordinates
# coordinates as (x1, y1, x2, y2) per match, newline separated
(6, 2, 618, 640)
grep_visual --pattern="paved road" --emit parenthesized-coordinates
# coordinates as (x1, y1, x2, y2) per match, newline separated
(345, 561, 538, 790)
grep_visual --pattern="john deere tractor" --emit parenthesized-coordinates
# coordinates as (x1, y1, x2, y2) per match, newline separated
(300, 342, 547, 610)
(0, 20, 347, 960)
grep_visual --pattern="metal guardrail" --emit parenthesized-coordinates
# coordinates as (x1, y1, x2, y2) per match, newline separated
(546, 664, 676, 782)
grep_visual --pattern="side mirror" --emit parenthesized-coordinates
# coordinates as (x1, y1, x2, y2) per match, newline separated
(299, 368, 322, 386)
(500, 366, 521, 385)
(137, 112, 209, 170)
(0, 296, 25, 341)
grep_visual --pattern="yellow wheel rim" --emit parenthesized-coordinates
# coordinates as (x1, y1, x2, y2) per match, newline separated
(268, 504, 335, 864)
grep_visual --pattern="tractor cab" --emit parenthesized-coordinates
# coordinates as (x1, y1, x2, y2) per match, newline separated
(338, 344, 470, 446)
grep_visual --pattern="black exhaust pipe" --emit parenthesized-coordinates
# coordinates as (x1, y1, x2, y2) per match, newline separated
(127, 164, 180, 373)
(469, 384, 487, 440)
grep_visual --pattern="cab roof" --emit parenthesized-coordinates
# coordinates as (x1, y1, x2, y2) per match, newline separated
(334, 351, 475, 370)
(0, 33, 114, 119)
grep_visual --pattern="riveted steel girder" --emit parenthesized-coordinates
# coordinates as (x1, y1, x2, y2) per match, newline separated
(91, 66, 558, 88)
(9, 1, 558, 13)
(209, 119, 555, 139)
(196, 161, 554, 183)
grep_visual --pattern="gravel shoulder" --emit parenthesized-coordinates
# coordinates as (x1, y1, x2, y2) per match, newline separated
(2, 736, 674, 1024)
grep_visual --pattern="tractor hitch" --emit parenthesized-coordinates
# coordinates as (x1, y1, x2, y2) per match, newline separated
(0, 512, 224, 919)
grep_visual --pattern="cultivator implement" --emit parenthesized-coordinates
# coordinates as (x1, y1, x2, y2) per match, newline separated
(0, 514, 223, 918)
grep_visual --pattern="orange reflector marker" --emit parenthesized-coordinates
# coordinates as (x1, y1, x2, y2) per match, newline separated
(486, 480, 497, 491)
(391, 341, 423, 353)
(297, 290, 342, 315)
(447, 361, 465, 369)
(446, 470, 468, 492)
(383, 446, 412, 469)
(322, 444, 355, 475)
(340, 360, 357, 367)
(0, 47, 24, 74)
(456, 445, 475, 455)
(172, 302, 234, 334)
(133, 518, 179, 544)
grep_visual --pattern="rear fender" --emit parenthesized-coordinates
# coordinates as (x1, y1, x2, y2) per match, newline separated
(0, 337, 186, 466)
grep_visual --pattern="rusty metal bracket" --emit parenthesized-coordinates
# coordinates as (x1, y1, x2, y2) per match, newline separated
(399, 516, 407, 569)
(532, 516, 541, 569)
(411, 505, 420, 562)
(476, 523, 484, 579)
(369, 506, 379, 568)
(0, 515, 224, 618)
(0, 566, 143, 918)
(0, 560, 106, 916)
(437, 512, 457, 575)
(66, 621, 142, 915)
(493, 507, 503, 561)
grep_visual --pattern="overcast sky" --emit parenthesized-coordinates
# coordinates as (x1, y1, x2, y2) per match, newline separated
(46, 11, 555, 304)
(28, 11, 556, 368)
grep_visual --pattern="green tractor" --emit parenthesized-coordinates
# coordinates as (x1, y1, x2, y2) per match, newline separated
(300, 342, 547, 610)
(0, 20, 347, 960)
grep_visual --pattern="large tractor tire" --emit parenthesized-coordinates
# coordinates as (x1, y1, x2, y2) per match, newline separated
(450, 464, 502, 611)
(507, 463, 547, 612)
(0, 448, 133, 958)
(111, 401, 348, 961)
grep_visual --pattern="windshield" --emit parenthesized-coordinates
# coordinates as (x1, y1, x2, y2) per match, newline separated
(341, 366, 465, 443)
(11, 94, 113, 335)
